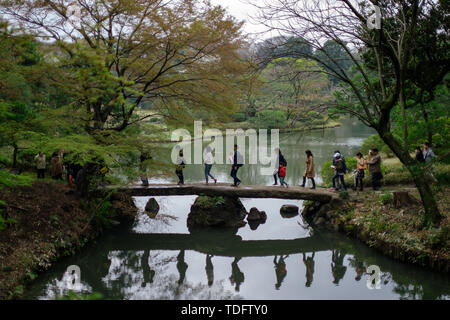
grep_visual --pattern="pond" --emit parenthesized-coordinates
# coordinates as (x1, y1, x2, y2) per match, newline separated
(23, 119, 450, 300)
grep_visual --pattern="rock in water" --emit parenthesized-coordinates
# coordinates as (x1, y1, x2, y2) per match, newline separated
(247, 207, 267, 221)
(280, 204, 299, 217)
(145, 198, 160, 215)
(187, 196, 247, 228)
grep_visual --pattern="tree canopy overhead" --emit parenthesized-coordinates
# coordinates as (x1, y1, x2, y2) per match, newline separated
(0, 0, 251, 134)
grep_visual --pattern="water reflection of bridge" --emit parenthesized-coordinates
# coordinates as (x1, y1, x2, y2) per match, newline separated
(105, 232, 335, 257)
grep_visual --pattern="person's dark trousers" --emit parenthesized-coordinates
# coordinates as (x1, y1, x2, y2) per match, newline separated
(355, 178, 363, 191)
(205, 164, 215, 182)
(301, 176, 315, 188)
(332, 172, 339, 188)
(230, 166, 241, 186)
(273, 172, 278, 185)
(37, 169, 45, 179)
(65, 167, 70, 183)
(371, 172, 382, 190)
(338, 174, 346, 190)
(176, 170, 184, 184)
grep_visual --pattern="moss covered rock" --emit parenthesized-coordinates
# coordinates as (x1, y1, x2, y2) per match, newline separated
(187, 196, 247, 228)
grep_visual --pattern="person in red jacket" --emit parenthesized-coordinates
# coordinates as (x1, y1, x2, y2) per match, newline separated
(278, 165, 289, 187)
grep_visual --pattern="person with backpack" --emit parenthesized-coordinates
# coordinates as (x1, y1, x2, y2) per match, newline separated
(230, 144, 243, 187)
(300, 150, 315, 189)
(175, 149, 186, 185)
(331, 153, 347, 191)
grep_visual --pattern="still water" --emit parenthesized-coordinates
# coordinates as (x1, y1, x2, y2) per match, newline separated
(24, 120, 450, 300)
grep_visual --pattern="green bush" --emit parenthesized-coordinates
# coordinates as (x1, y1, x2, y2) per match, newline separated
(339, 190, 349, 200)
(249, 110, 287, 129)
(361, 134, 394, 157)
(380, 193, 393, 204)
(231, 112, 247, 122)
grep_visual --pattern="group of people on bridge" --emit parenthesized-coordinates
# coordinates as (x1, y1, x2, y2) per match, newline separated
(170, 142, 436, 192)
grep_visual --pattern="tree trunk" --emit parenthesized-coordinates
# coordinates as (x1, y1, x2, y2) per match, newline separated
(379, 133, 442, 226)
(12, 144, 18, 169)
(420, 102, 433, 145)
(393, 191, 420, 208)
(399, 88, 409, 153)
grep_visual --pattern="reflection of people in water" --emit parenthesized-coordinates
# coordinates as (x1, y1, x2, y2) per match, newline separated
(302, 253, 315, 287)
(176, 250, 188, 285)
(205, 254, 214, 287)
(348, 256, 366, 281)
(141, 250, 156, 287)
(229, 257, 245, 292)
(273, 255, 289, 290)
(331, 250, 347, 285)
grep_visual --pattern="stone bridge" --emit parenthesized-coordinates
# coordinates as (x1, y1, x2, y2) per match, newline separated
(108, 183, 341, 204)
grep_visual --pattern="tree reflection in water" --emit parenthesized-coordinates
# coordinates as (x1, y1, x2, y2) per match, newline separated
(32, 234, 450, 300)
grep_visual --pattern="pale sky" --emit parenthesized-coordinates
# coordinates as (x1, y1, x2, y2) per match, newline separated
(210, 0, 270, 36)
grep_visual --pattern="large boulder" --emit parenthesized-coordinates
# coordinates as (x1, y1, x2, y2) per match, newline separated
(280, 204, 299, 218)
(187, 196, 247, 228)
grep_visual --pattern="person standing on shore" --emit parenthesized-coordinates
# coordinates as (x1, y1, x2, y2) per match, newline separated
(204, 146, 217, 184)
(353, 152, 367, 191)
(423, 142, 435, 162)
(34, 151, 46, 179)
(50, 152, 63, 180)
(331, 153, 347, 191)
(415, 146, 425, 163)
(367, 148, 382, 190)
(300, 150, 315, 189)
(230, 144, 243, 187)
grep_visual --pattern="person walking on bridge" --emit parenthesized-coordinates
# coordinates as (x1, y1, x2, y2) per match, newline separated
(204, 146, 217, 184)
(230, 144, 243, 187)
(175, 149, 186, 185)
(273, 148, 287, 185)
(300, 150, 315, 189)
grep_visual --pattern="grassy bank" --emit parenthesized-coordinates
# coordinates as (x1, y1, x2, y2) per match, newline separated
(0, 180, 137, 299)
(334, 185, 450, 272)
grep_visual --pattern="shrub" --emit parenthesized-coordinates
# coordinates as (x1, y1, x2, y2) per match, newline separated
(249, 110, 287, 129)
(231, 112, 247, 122)
(380, 193, 393, 205)
(339, 190, 349, 200)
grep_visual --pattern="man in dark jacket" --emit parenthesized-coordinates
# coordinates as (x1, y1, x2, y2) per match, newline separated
(230, 144, 243, 187)
(367, 148, 383, 190)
